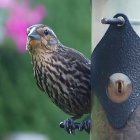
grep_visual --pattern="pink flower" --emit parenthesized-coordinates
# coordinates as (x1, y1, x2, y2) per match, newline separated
(5, 0, 47, 52)
(0, 0, 14, 8)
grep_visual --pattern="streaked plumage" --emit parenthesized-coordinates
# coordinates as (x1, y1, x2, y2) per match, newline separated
(26, 24, 91, 132)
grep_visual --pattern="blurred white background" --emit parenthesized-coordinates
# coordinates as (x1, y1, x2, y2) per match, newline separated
(92, 0, 140, 48)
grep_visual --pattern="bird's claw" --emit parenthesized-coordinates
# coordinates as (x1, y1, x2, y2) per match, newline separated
(79, 117, 91, 133)
(59, 118, 79, 134)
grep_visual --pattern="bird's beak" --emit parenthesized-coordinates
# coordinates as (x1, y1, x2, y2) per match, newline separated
(26, 27, 41, 52)
(28, 27, 40, 40)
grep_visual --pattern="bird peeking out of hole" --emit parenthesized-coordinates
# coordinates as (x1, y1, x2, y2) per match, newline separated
(26, 24, 91, 134)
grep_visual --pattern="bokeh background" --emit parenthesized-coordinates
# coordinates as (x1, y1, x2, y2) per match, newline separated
(0, 0, 91, 140)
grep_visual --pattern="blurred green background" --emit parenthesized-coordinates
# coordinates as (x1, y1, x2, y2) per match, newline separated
(0, 0, 91, 140)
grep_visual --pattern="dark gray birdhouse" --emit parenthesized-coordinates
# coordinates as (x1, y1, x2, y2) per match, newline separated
(91, 13, 140, 139)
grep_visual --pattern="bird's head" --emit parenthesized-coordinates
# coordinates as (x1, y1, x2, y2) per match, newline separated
(26, 24, 60, 54)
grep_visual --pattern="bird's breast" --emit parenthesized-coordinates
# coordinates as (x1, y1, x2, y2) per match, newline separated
(32, 54, 90, 116)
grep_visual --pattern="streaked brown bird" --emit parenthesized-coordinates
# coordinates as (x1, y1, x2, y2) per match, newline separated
(26, 24, 91, 134)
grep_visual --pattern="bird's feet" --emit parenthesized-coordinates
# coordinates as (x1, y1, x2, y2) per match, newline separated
(79, 116, 91, 133)
(59, 118, 79, 134)
(59, 116, 91, 134)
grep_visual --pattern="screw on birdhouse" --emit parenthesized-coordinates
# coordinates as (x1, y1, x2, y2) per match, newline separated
(107, 73, 132, 103)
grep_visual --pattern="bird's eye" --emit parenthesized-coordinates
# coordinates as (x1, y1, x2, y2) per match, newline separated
(44, 30, 49, 35)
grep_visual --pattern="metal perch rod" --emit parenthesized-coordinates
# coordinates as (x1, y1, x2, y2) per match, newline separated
(101, 17, 140, 26)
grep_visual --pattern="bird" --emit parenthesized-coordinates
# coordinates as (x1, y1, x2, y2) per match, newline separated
(26, 24, 91, 134)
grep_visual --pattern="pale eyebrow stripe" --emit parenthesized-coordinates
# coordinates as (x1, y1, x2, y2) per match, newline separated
(29, 27, 36, 34)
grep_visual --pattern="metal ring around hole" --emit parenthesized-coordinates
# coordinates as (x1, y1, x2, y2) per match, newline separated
(107, 73, 132, 103)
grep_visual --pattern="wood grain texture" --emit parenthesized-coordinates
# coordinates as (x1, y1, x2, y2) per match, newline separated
(91, 96, 140, 140)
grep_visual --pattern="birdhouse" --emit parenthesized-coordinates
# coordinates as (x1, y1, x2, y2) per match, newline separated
(91, 1, 140, 140)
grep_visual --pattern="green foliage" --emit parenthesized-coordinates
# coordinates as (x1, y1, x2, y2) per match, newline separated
(0, 0, 90, 140)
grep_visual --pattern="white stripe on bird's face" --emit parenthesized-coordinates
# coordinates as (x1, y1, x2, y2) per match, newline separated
(28, 27, 40, 39)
